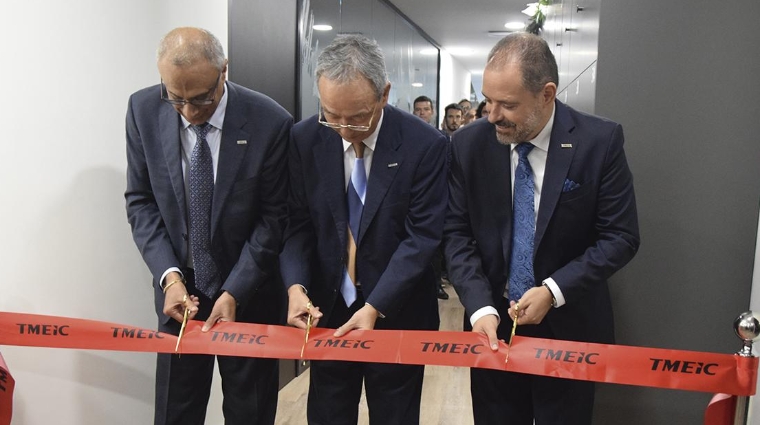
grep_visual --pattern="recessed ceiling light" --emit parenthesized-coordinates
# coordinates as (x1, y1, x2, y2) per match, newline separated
(504, 21, 525, 30)
(313, 24, 333, 31)
(411, 82, 423, 87)
(420, 48, 438, 55)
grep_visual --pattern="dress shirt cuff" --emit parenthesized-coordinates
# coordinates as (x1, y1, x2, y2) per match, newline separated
(365, 302, 385, 319)
(543, 277, 565, 308)
(470, 306, 500, 328)
(288, 283, 308, 294)
(160, 267, 183, 290)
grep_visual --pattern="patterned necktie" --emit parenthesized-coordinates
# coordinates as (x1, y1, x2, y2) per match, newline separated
(507, 142, 535, 301)
(189, 123, 219, 298)
(341, 145, 367, 306)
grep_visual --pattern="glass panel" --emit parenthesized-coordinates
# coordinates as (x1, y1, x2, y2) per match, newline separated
(298, 0, 439, 123)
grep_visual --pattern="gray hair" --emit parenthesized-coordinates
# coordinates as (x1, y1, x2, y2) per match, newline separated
(316, 34, 388, 100)
(486, 32, 558, 94)
(157, 27, 226, 70)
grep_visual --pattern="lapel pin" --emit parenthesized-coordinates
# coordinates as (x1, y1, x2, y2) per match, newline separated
(387, 163, 398, 168)
(561, 143, 573, 148)
(237, 140, 248, 145)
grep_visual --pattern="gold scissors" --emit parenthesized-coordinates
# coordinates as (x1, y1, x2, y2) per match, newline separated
(300, 301, 313, 361)
(505, 303, 519, 364)
(175, 294, 190, 353)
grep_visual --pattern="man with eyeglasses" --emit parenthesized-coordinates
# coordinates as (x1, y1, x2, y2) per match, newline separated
(280, 34, 447, 424)
(125, 27, 292, 425)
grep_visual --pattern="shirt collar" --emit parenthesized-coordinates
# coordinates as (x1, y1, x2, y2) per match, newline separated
(512, 102, 555, 153)
(342, 108, 384, 153)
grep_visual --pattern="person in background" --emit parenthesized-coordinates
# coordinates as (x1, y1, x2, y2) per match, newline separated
(280, 34, 447, 424)
(458, 98, 472, 114)
(412, 95, 450, 300)
(475, 100, 489, 119)
(441, 103, 464, 138)
(125, 27, 291, 425)
(444, 32, 639, 425)
(413, 95, 435, 125)
(462, 107, 477, 126)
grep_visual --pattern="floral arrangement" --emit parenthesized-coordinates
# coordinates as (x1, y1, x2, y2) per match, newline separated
(522, 0, 551, 35)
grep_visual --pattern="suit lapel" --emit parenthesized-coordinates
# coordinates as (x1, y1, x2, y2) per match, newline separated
(159, 105, 187, 226)
(487, 135, 513, 275)
(312, 126, 349, 247)
(358, 107, 401, 245)
(211, 84, 249, 238)
(535, 101, 576, 252)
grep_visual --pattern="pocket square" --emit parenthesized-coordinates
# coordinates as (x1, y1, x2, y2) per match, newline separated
(562, 179, 581, 193)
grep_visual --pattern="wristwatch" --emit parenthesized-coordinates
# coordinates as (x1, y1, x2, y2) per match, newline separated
(542, 282, 557, 308)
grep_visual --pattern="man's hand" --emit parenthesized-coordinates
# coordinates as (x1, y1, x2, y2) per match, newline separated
(202, 291, 237, 332)
(334, 303, 379, 337)
(473, 314, 500, 351)
(162, 280, 199, 323)
(508, 285, 553, 325)
(286, 285, 322, 330)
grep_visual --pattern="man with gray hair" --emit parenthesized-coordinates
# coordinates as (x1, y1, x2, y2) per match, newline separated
(125, 27, 292, 425)
(280, 34, 447, 424)
(444, 32, 639, 424)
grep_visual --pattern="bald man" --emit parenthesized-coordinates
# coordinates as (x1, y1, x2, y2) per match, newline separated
(125, 27, 292, 425)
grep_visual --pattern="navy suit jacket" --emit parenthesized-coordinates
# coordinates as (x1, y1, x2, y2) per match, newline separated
(280, 105, 448, 330)
(125, 82, 292, 323)
(444, 100, 640, 344)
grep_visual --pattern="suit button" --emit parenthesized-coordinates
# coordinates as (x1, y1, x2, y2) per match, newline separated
(182, 233, 188, 241)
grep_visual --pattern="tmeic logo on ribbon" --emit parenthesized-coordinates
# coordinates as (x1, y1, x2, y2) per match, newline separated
(17, 323, 70, 336)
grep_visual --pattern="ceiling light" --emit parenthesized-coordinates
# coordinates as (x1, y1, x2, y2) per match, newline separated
(504, 21, 525, 30)
(420, 48, 438, 55)
(445, 47, 476, 56)
(312, 24, 333, 31)
(411, 82, 423, 88)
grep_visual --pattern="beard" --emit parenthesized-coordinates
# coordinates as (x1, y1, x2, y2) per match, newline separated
(493, 103, 543, 145)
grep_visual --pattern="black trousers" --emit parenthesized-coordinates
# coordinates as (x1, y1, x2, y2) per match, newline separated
(470, 298, 595, 425)
(306, 292, 425, 425)
(154, 271, 279, 425)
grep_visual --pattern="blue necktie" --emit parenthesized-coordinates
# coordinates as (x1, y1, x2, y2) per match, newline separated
(189, 123, 220, 298)
(508, 142, 535, 301)
(342, 149, 366, 306)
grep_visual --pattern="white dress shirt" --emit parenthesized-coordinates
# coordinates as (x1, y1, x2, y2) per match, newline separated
(469, 104, 566, 327)
(160, 83, 229, 286)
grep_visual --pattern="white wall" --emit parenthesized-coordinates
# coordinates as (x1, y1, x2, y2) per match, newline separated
(437, 50, 471, 129)
(0, 1, 227, 423)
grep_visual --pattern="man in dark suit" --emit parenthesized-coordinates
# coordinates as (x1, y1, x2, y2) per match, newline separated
(125, 27, 291, 425)
(443, 33, 640, 425)
(280, 34, 447, 424)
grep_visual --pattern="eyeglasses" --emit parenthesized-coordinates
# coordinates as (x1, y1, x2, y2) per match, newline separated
(319, 103, 377, 132)
(161, 72, 222, 106)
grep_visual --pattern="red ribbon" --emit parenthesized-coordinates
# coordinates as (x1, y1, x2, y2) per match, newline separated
(0, 311, 756, 425)
(0, 351, 14, 425)
(703, 393, 737, 425)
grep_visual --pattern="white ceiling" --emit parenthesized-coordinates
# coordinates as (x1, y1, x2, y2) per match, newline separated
(389, 0, 533, 74)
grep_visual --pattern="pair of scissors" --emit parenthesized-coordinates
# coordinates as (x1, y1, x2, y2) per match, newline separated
(300, 301, 313, 361)
(175, 294, 190, 353)
(505, 303, 520, 364)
